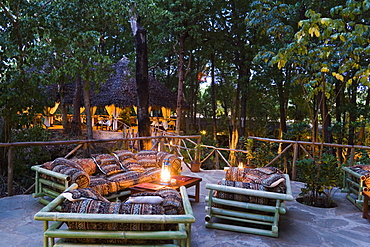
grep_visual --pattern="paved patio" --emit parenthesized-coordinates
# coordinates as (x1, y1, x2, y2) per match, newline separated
(1, 167, 370, 247)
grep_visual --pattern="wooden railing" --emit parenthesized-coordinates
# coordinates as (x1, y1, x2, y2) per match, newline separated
(4, 133, 369, 197)
(248, 136, 370, 180)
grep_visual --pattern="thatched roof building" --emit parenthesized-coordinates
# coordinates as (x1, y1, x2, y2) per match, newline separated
(91, 57, 186, 110)
(59, 56, 187, 110)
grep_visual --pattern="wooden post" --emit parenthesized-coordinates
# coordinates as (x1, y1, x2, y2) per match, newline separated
(196, 138, 201, 163)
(350, 147, 355, 166)
(292, 142, 298, 180)
(215, 150, 220, 169)
(7, 146, 14, 196)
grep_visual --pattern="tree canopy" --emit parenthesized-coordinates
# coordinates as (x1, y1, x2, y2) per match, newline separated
(1, 0, 369, 150)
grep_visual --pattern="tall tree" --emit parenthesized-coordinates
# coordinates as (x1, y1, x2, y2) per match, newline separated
(130, 10, 151, 149)
(271, 0, 369, 146)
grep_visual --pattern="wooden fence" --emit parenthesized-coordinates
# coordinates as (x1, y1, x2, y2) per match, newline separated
(3, 134, 370, 196)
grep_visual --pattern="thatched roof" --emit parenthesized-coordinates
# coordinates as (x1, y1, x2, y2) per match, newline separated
(59, 57, 187, 110)
(91, 57, 187, 110)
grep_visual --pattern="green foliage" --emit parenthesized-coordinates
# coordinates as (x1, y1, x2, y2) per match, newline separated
(284, 122, 311, 141)
(11, 126, 52, 190)
(296, 153, 341, 207)
(245, 139, 283, 169)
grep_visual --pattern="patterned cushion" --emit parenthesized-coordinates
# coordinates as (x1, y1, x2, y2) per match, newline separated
(89, 175, 119, 196)
(214, 180, 269, 205)
(214, 167, 288, 208)
(93, 154, 125, 175)
(226, 167, 284, 185)
(120, 158, 146, 172)
(135, 151, 158, 168)
(112, 150, 135, 161)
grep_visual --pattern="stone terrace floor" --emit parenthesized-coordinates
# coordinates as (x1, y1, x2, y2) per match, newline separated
(1, 166, 370, 247)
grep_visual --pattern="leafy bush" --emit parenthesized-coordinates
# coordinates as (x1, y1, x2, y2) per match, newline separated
(296, 153, 341, 207)
(11, 126, 52, 192)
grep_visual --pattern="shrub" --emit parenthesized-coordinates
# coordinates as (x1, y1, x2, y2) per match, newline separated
(296, 153, 341, 207)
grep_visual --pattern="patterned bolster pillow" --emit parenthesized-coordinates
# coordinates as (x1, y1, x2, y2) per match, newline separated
(71, 158, 97, 175)
(42, 157, 83, 171)
(350, 165, 370, 187)
(130, 188, 184, 215)
(52, 164, 90, 189)
(107, 171, 142, 192)
(40, 160, 90, 189)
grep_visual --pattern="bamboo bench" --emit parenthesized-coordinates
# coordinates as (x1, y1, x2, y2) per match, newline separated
(341, 166, 370, 210)
(205, 171, 293, 237)
(32, 150, 181, 205)
(34, 184, 195, 247)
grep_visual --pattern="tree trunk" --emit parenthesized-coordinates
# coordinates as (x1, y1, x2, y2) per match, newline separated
(83, 78, 93, 140)
(320, 91, 333, 144)
(211, 53, 217, 141)
(357, 87, 370, 145)
(348, 81, 358, 145)
(175, 34, 187, 135)
(71, 75, 82, 136)
(312, 93, 319, 143)
(335, 80, 344, 162)
(229, 78, 240, 166)
(134, 23, 151, 150)
(61, 103, 69, 134)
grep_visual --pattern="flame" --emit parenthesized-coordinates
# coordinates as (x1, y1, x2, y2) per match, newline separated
(238, 162, 244, 170)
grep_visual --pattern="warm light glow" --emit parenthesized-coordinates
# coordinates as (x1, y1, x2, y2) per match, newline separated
(160, 165, 171, 184)
(200, 130, 207, 135)
(238, 162, 244, 170)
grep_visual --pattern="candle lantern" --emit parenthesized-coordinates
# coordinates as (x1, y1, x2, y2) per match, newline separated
(160, 158, 171, 185)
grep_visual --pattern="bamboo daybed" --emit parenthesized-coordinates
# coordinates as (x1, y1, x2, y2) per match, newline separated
(341, 165, 370, 210)
(32, 150, 182, 205)
(205, 167, 293, 237)
(34, 184, 195, 247)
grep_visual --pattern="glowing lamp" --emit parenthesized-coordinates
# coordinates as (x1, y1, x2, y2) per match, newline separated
(160, 158, 171, 185)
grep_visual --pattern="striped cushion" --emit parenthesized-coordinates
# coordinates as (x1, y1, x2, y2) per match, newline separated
(93, 154, 125, 175)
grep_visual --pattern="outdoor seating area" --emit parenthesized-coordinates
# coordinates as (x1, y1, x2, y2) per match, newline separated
(25, 149, 370, 246)
(2, 166, 370, 246)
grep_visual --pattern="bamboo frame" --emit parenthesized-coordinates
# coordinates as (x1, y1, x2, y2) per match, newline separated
(34, 184, 195, 247)
(204, 174, 293, 237)
(341, 166, 370, 211)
